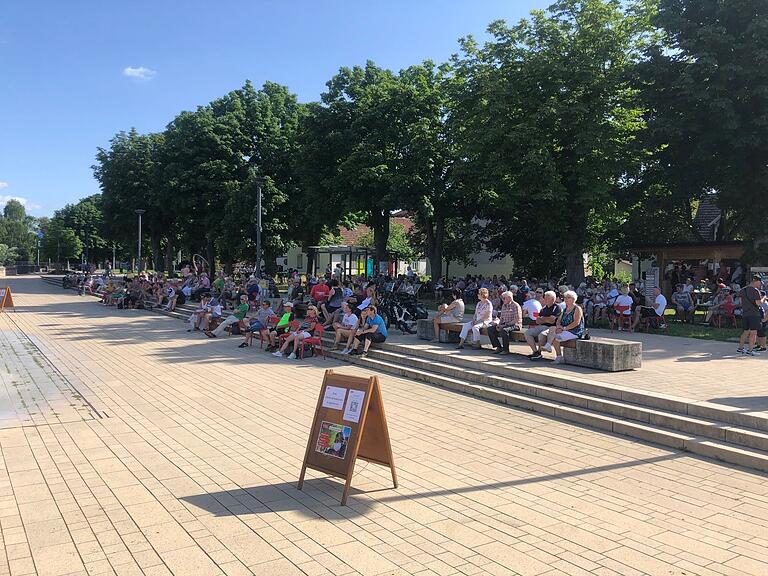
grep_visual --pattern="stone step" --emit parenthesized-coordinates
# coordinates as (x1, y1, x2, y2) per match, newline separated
(352, 339, 768, 433)
(321, 346, 768, 473)
(361, 347, 768, 453)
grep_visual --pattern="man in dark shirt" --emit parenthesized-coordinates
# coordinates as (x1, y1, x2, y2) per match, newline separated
(524, 291, 561, 360)
(738, 275, 765, 356)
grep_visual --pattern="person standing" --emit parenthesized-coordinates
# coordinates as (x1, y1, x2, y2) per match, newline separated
(737, 275, 765, 356)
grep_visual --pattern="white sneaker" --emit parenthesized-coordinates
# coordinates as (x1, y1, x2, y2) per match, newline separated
(554, 355, 565, 364)
(272, 351, 283, 357)
(287, 353, 296, 359)
(542, 343, 553, 353)
(340, 348, 350, 355)
(745, 349, 761, 357)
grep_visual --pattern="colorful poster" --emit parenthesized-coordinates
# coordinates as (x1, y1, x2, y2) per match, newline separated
(315, 421, 352, 459)
(343, 389, 366, 423)
(321, 386, 347, 410)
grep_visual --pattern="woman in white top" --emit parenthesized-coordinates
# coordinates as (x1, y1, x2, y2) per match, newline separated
(458, 287, 493, 349)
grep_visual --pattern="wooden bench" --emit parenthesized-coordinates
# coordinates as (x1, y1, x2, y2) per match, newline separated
(417, 319, 526, 343)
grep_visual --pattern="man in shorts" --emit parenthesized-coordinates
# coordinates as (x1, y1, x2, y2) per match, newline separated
(525, 291, 560, 360)
(737, 275, 765, 356)
(631, 286, 667, 331)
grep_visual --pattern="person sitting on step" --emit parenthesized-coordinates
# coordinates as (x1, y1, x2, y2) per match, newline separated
(348, 306, 388, 358)
(334, 302, 360, 354)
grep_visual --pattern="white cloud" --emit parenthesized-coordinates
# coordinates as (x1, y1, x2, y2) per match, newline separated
(0, 195, 41, 211)
(0, 182, 8, 190)
(122, 66, 157, 81)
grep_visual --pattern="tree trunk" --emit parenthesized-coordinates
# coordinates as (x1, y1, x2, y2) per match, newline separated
(566, 252, 585, 286)
(205, 236, 216, 276)
(370, 209, 390, 274)
(425, 215, 445, 281)
(224, 259, 233, 275)
(262, 245, 278, 276)
(163, 238, 174, 274)
(150, 233, 162, 272)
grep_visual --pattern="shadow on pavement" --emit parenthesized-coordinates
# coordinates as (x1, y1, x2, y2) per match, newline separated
(181, 452, 686, 520)
(709, 396, 768, 411)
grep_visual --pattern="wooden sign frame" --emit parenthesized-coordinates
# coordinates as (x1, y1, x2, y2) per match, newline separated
(298, 369, 397, 505)
(0, 286, 15, 312)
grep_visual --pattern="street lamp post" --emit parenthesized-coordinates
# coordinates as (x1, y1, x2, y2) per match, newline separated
(135, 209, 145, 272)
(254, 177, 265, 278)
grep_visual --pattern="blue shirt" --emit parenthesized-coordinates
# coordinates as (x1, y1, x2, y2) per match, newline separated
(366, 314, 388, 338)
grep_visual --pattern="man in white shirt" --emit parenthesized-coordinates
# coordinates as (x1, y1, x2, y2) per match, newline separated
(522, 291, 543, 326)
(632, 286, 667, 331)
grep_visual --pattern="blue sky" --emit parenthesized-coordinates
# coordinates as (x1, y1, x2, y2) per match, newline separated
(0, 0, 545, 217)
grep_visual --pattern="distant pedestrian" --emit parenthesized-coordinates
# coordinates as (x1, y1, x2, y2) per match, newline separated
(737, 275, 765, 356)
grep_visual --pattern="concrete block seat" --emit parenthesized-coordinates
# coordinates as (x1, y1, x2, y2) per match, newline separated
(561, 337, 641, 371)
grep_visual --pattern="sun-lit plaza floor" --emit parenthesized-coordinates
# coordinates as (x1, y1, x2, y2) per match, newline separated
(1, 276, 767, 576)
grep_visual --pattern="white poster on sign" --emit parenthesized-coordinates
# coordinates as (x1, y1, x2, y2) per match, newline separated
(343, 389, 366, 423)
(321, 386, 347, 410)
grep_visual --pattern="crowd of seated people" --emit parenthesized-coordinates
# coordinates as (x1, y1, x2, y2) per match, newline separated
(188, 271, 401, 359)
(70, 261, 767, 362)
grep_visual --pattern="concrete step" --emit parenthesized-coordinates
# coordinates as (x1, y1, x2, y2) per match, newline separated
(354, 339, 768, 433)
(362, 347, 768, 453)
(321, 342, 768, 473)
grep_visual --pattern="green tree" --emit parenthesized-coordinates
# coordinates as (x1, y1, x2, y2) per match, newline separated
(322, 62, 414, 269)
(393, 62, 477, 280)
(94, 130, 169, 270)
(0, 199, 36, 260)
(53, 195, 106, 263)
(358, 222, 421, 263)
(40, 220, 82, 262)
(453, 0, 647, 283)
(292, 102, 360, 273)
(0, 244, 20, 265)
(636, 0, 768, 260)
(3, 199, 26, 221)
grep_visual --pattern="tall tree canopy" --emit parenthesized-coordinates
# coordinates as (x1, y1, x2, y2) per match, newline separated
(636, 0, 768, 260)
(453, 0, 646, 282)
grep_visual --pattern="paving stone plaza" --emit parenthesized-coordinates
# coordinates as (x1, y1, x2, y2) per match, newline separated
(1, 277, 767, 576)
